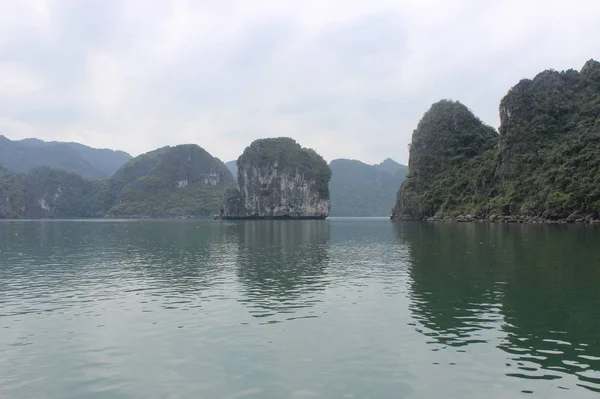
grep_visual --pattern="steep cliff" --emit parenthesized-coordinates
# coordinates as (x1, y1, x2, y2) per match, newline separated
(222, 138, 331, 219)
(495, 59, 600, 218)
(394, 100, 498, 219)
(393, 59, 600, 222)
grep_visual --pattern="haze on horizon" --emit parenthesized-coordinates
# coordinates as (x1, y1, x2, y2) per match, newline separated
(0, 0, 598, 165)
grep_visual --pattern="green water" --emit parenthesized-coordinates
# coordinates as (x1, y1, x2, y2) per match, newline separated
(1, 219, 599, 398)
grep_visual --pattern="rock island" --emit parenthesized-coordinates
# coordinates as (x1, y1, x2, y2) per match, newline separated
(220, 137, 331, 220)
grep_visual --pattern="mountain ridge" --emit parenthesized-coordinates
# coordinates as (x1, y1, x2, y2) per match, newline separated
(329, 158, 407, 216)
(0, 135, 132, 180)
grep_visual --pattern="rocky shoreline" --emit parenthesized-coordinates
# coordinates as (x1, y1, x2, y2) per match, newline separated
(393, 213, 600, 224)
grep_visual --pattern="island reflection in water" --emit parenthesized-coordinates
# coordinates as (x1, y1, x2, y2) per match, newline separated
(397, 222, 600, 394)
(0, 219, 599, 398)
(229, 220, 331, 320)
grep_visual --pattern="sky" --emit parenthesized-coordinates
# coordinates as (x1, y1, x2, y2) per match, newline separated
(0, 0, 599, 165)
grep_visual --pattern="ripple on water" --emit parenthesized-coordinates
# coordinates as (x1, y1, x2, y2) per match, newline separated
(2, 220, 600, 398)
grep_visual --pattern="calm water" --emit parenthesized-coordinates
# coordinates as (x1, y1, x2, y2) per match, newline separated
(1, 219, 600, 398)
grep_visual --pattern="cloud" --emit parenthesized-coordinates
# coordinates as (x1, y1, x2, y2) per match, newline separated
(0, 0, 599, 164)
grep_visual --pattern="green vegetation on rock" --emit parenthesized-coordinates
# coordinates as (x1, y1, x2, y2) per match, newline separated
(223, 137, 331, 218)
(0, 166, 92, 218)
(107, 145, 234, 218)
(395, 100, 498, 218)
(374, 158, 408, 177)
(0, 144, 234, 218)
(20, 167, 93, 218)
(0, 164, 26, 218)
(240, 137, 331, 198)
(395, 59, 600, 222)
(495, 59, 600, 218)
(329, 158, 407, 216)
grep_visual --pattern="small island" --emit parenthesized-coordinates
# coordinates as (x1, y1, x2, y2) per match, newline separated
(220, 137, 331, 220)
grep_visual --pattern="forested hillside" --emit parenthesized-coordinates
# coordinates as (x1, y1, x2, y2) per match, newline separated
(0, 145, 234, 218)
(394, 59, 600, 223)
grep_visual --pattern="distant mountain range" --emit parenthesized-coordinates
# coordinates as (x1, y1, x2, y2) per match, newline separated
(328, 158, 407, 217)
(0, 135, 132, 180)
(374, 158, 406, 176)
(226, 160, 238, 178)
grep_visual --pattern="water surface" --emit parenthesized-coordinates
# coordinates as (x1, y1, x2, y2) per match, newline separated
(1, 219, 600, 398)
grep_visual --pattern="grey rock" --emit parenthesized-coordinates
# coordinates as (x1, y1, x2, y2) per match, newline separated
(221, 138, 331, 219)
(566, 211, 581, 222)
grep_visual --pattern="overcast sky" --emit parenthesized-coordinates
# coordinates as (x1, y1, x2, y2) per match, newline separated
(0, 0, 598, 164)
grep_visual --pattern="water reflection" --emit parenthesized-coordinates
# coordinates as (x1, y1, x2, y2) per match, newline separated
(229, 220, 331, 320)
(397, 222, 600, 393)
(497, 225, 600, 393)
(112, 221, 237, 293)
(0, 220, 238, 316)
(398, 222, 505, 348)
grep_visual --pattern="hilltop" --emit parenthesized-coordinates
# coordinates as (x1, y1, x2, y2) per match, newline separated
(0, 135, 131, 180)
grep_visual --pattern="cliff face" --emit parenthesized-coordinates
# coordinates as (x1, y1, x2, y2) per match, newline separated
(394, 59, 600, 222)
(495, 59, 600, 218)
(222, 138, 331, 219)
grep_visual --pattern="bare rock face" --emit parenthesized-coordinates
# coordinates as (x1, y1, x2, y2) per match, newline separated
(221, 138, 331, 219)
